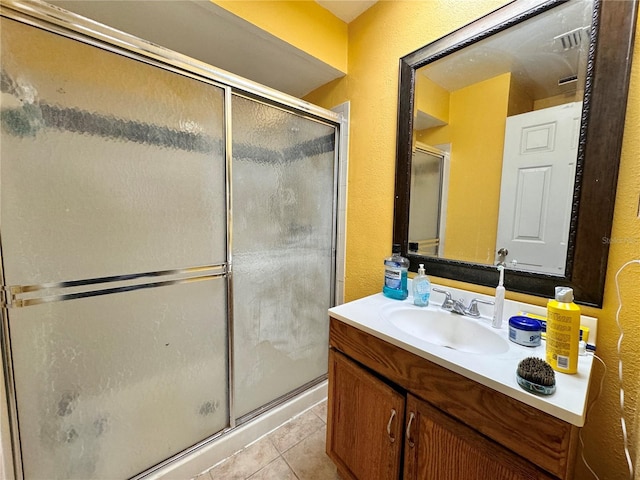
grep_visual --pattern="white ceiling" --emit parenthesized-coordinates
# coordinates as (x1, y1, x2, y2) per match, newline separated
(48, 0, 377, 98)
(315, 0, 377, 23)
(414, 0, 593, 130)
(419, 1, 593, 101)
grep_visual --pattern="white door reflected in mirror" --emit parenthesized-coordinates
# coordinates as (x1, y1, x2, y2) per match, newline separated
(408, 0, 593, 274)
(496, 102, 581, 275)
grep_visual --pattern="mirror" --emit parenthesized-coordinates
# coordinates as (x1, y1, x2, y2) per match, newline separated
(394, 0, 638, 307)
(411, 0, 592, 275)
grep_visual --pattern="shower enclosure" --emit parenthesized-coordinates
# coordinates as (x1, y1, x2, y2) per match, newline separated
(0, 3, 341, 479)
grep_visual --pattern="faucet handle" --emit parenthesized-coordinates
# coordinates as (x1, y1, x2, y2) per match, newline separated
(432, 288, 455, 311)
(465, 298, 495, 317)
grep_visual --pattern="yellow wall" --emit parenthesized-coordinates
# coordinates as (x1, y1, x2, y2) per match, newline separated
(442, 73, 511, 263)
(305, 0, 509, 297)
(507, 75, 533, 116)
(417, 73, 511, 264)
(304, 3, 640, 478)
(415, 74, 449, 124)
(534, 89, 585, 111)
(211, 0, 348, 73)
(214, 1, 640, 476)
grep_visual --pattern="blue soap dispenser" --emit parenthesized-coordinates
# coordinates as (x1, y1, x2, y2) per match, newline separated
(413, 263, 431, 307)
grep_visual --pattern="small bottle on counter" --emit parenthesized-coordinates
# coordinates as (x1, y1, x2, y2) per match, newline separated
(412, 263, 431, 307)
(383, 244, 409, 300)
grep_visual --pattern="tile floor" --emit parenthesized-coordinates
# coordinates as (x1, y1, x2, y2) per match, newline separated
(193, 401, 341, 480)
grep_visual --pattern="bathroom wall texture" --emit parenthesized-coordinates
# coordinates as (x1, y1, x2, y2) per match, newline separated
(220, 1, 640, 478)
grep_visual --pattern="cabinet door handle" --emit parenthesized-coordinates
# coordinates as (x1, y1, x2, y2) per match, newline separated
(406, 412, 415, 448)
(387, 408, 397, 443)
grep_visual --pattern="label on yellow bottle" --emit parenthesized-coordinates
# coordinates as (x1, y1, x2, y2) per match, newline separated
(545, 299, 580, 374)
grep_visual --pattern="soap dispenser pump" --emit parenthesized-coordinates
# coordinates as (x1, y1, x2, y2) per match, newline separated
(492, 265, 505, 328)
(413, 263, 431, 307)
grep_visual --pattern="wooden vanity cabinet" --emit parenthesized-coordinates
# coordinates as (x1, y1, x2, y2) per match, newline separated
(327, 317, 579, 480)
(327, 349, 404, 479)
(404, 394, 555, 480)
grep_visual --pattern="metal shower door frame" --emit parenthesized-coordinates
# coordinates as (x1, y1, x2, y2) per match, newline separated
(0, 1, 343, 478)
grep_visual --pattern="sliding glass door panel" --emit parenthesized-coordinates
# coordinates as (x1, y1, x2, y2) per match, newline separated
(231, 95, 336, 418)
(1, 9, 341, 478)
(1, 18, 230, 479)
(0, 18, 226, 286)
(8, 279, 228, 479)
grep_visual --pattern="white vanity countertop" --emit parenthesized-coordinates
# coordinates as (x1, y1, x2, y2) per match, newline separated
(328, 286, 596, 427)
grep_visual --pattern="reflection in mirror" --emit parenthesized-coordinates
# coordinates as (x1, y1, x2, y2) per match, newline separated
(394, 0, 638, 306)
(409, 0, 592, 275)
(408, 143, 447, 257)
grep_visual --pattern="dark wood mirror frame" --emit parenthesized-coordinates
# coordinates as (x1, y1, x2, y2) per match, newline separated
(394, 0, 637, 308)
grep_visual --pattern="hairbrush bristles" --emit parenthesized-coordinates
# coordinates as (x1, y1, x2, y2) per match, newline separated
(516, 357, 556, 395)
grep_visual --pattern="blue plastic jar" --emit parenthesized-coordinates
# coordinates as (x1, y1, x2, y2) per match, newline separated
(508, 316, 542, 347)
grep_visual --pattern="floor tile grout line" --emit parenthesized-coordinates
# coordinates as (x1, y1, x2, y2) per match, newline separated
(311, 410, 326, 424)
(196, 401, 328, 479)
(243, 454, 284, 480)
(272, 418, 326, 455)
(280, 452, 302, 480)
(206, 419, 322, 477)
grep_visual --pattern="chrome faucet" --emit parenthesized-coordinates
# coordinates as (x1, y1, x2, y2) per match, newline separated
(432, 288, 464, 314)
(431, 288, 453, 309)
(432, 288, 494, 317)
(465, 298, 495, 317)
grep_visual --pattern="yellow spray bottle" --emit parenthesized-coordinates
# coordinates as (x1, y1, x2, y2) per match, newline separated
(546, 287, 581, 374)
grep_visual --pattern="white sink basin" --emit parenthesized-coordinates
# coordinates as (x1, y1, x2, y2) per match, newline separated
(380, 304, 509, 355)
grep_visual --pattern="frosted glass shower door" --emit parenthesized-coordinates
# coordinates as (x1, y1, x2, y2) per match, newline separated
(1, 19, 228, 479)
(232, 94, 337, 418)
(408, 148, 444, 256)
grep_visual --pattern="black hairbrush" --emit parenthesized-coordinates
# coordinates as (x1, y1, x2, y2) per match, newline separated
(516, 357, 556, 395)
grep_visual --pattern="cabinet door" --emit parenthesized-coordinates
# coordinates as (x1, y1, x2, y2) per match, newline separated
(403, 394, 556, 480)
(327, 349, 404, 480)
